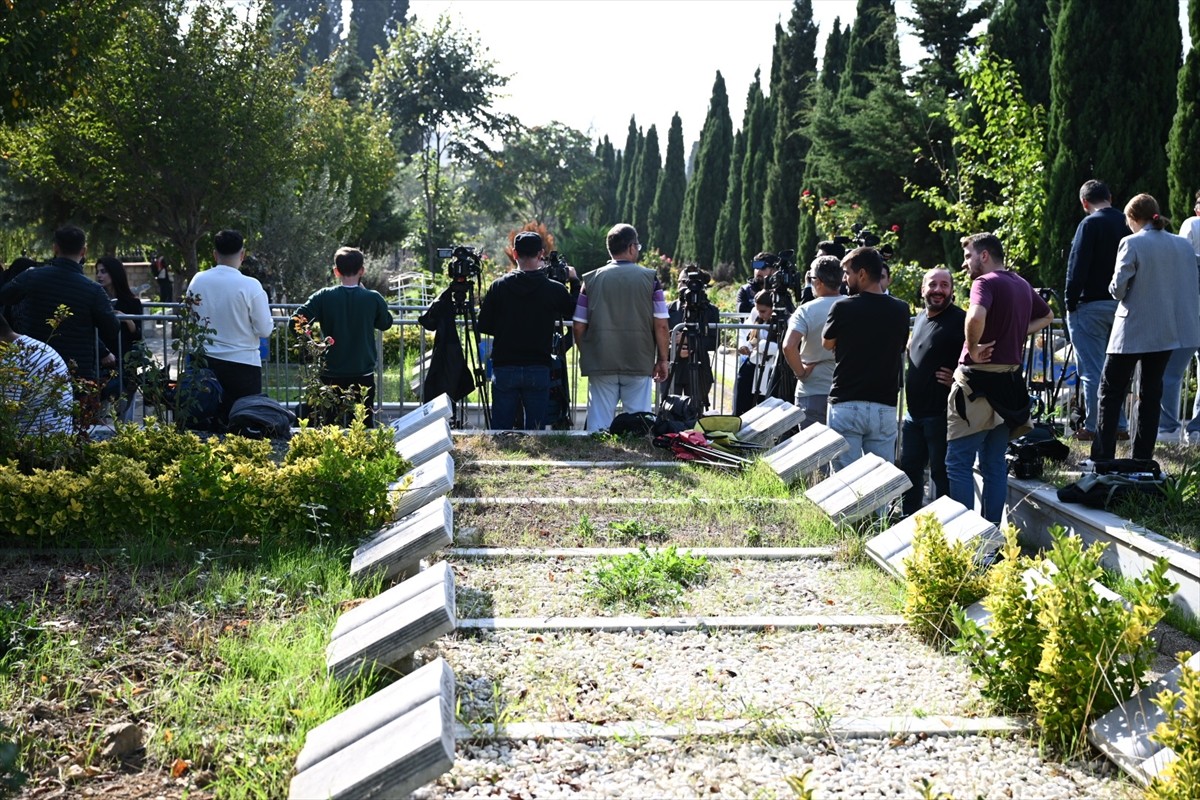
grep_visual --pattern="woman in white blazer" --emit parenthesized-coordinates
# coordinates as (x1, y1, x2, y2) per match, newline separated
(1093, 194, 1200, 461)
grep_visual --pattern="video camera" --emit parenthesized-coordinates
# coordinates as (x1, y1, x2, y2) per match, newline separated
(544, 250, 570, 285)
(436, 245, 482, 282)
(849, 224, 894, 261)
(678, 267, 712, 323)
(764, 249, 800, 293)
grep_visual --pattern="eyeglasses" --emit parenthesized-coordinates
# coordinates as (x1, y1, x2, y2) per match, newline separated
(635, 242, 643, 252)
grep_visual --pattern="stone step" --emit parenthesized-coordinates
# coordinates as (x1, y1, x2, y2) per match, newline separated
(806, 454, 913, 522)
(390, 452, 455, 521)
(290, 658, 456, 799)
(457, 614, 905, 633)
(328, 562, 457, 681)
(394, 417, 453, 468)
(1089, 651, 1198, 786)
(736, 398, 805, 446)
(389, 393, 452, 442)
(762, 422, 848, 484)
(866, 496, 1001, 580)
(448, 546, 837, 560)
(351, 497, 453, 582)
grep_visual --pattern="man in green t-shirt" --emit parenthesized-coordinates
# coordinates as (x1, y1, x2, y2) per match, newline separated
(294, 247, 393, 426)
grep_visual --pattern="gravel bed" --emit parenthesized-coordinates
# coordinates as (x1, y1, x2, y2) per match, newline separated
(436, 627, 985, 725)
(447, 557, 902, 618)
(454, 465, 713, 499)
(413, 734, 1137, 799)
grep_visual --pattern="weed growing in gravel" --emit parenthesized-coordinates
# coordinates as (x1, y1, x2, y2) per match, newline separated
(585, 545, 710, 610)
(604, 519, 669, 545)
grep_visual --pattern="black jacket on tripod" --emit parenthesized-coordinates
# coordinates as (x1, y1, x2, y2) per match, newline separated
(418, 287, 475, 402)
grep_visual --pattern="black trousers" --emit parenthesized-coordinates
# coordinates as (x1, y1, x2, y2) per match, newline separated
(1092, 350, 1172, 461)
(206, 356, 263, 424)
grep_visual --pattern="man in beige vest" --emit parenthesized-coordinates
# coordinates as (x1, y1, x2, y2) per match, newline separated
(572, 223, 670, 432)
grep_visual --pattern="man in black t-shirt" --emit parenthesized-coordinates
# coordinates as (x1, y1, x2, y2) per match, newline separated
(899, 268, 965, 515)
(821, 247, 911, 470)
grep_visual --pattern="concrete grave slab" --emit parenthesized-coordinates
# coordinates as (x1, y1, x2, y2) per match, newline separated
(1089, 651, 1198, 786)
(328, 562, 456, 681)
(737, 398, 804, 446)
(294, 657, 453, 786)
(394, 418, 453, 468)
(805, 454, 913, 522)
(352, 497, 453, 582)
(866, 496, 1001, 580)
(963, 562, 1130, 631)
(390, 394, 452, 441)
(390, 452, 455, 521)
(763, 422, 849, 484)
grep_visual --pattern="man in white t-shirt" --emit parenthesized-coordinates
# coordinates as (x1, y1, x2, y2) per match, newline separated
(782, 256, 842, 429)
(0, 310, 73, 435)
(186, 230, 274, 423)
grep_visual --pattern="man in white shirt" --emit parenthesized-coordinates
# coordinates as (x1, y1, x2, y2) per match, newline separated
(186, 229, 274, 423)
(0, 310, 74, 435)
(782, 256, 842, 429)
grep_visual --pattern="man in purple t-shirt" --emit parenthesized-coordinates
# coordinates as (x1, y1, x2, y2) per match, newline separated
(945, 233, 1054, 522)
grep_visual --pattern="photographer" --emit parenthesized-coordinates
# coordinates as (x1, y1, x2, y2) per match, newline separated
(478, 231, 579, 430)
(736, 252, 778, 313)
(667, 265, 719, 409)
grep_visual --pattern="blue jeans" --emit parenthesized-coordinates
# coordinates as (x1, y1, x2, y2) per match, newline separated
(491, 365, 551, 430)
(900, 414, 949, 517)
(1159, 347, 1200, 437)
(827, 400, 898, 471)
(946, 423, 1010, 524)
(794, 393, 829, 430)
(1068, 301, 1126, 433)
(586, 374, 652, 432)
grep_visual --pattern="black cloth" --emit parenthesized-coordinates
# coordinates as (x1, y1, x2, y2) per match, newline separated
(206, 356, 263, 425)
(1065, 207, 1130, 308)
(0, 257, 121, 380)
(736, 281, 761, 313)
(418, 287, 476, 402)
(905, 305, 966, 417)
(1092, 349, 1172, 461)
(822, 293, 911, 406)
(952, 367, 1032, 431)
(113, 295, 144, 355)
(476, 269, 578, 367)
(666, 299, 718, 408)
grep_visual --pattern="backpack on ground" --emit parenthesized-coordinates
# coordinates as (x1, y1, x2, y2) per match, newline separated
(1057, 470, 1165, 510)
(607, 412, 656, 436)
(227, 395, 297, 440)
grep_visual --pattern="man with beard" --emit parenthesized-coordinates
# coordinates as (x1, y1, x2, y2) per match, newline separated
(735, 252, 778, 313)
(946, 233, 1053, 523)
(899, 268, 965, 515)
(821, 247, 911, 470)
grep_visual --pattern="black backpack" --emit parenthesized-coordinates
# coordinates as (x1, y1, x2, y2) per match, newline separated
(227, 395, 297, 440)
(607, 412, 657, 436)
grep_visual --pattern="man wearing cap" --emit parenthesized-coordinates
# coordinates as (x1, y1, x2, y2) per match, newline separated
(478, 231, 579, 430)
(572, 223, 670, 432)
(736, 252, 778, 314)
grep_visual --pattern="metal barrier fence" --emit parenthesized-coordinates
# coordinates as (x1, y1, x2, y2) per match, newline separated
(100, 305, 1198, 433)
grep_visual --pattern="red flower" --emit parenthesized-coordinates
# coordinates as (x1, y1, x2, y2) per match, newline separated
(325, 336, 335, 345)
(801, 189, 812, 197)
(890, 224, 901, 233)
(825, 198, 836, 208)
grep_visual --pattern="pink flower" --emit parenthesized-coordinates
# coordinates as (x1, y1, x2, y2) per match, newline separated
(825, 198, 836, 208)
(851, 203, 859, 210)
(801, 189, 812, 197)
(890, 224, 901, 233)
(325, 336, 335, 345)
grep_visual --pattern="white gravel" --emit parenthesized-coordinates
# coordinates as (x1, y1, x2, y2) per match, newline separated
(434, 627, 985, 725)
(449, 557, 901, 618)
(412, 734, 1138, 799)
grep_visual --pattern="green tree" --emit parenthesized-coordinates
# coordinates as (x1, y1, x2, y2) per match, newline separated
(1040, 0, 1181, 285)
(1168, 0, 1200, 222)
(648, 114, 686, 258)
(764, 0, 818, 250)
(714, 129, 746, 269)
(905, 0, 995, 95)
(370, 13, 512, 268)
(840, 0, 903, 103)
(350, 0, 409, 68)
(632, 124, 662, 243)
(593, 136, 619, 227)
(739, 74, 772, 262)
(272, 0, 339, 65)
(797, 17, 849, 258)
(988, 0, 1057, 109)
(677, 72, 733, 269)
(615, 117, 640, 224)
(0, 0, 300, 286)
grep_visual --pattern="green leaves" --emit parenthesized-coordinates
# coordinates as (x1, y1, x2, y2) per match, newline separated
(902, 513, 990, 643)
(584, 544, 711, 612)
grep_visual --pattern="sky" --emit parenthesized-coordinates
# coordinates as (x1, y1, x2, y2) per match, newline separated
(403, 0, 1192, 152)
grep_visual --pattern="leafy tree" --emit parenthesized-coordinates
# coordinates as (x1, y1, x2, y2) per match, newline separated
(714, 129, 746, 269)
(272, 0, 339, 65)
(1040, 0, 1181, 285)
(764, 0, 819, 250)
(648, 114, 686, 258)
(905, 0, 995, 95)
(255, 168, 354, 301)
(370, 13, 512, 268)
(351, 0, 409, 68)
(0, 0, 300, 286)
(616, 117, 641, 224)
(471, 122, 601, 232)
(797, 17, 849, 258)
(739, 75, 772, 262)
(677, 72, 733, 269)
(632, 124, 661, 243)
(1168, 0, 1200, 222)
(988, 0, 1057, 109)
(839, 0, 903, 103)
(593, 136, 619, 227)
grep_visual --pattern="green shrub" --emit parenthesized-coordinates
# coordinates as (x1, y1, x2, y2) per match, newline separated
(584, 544, 710, 611)
(902, 513, 988, 643)
(1147, 652, 1200, 800)
(381, 324, 426, 367)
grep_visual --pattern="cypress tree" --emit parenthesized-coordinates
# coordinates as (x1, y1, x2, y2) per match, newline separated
(632, 124, 661, 246)
(714, 130, 746, 269)
(592, 136, 618, 227)
(740, 75, 772, 262)
(649, 113, 687, 258)
(1168, 0, 1200, 222)
(797, 18, 849, 258)
(989, 0, 1057, 109)
(1040, 0, 1181, 285)
(905, 0, 995, 96)
(764, 0, 819, 250)
(839, 0, 903, 103)
(677, 72, 733, 269)
(350, 0, 408, 67)
(615, 117, 639, 223)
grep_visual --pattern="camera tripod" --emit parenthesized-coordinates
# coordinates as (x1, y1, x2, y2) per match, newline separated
(751, 288, 796, 405)
(447, 275, 491, 429)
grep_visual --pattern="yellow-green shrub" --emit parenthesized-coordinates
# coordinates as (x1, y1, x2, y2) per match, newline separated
(902, 513, 989, 643)
(1148, 652, 1200, 800)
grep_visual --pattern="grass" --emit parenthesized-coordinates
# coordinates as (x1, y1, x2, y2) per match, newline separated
(0, 542, 386, 799)
(1099, 567, 1200, 641)
(583, 545, 712, 611)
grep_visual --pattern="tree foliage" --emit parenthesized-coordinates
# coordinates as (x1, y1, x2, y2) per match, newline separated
(713, 129, 746, 269)
(739, 74, 772, 262)
(648, 114, 686, 258)
(616, 117, 640, 224)
(1168, 0, 1200, 223)
(905, 0, 996, 95)
(632, 124, 662, 243)
(678, 72, 733, 269)
(350, 0, 408, 68)
(593, 136, 619, 228)
(988, 0, 1056, 109)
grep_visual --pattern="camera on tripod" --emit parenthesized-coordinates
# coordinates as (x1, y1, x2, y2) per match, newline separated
(436, 245, 482, 281)
(764, 249, 799, 293)
(678, 267, 712, 321)
(544, 250, 570, 285)
(849, 224, 894, 260)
